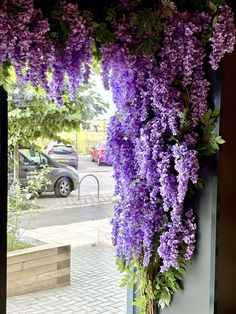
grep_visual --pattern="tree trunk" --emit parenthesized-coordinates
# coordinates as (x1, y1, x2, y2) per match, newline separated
(13, 144, 19, 181)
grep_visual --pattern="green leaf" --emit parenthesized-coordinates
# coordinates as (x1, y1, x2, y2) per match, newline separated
(212, 16, 218, 27)
(211, 142, 219, 150)
(128, 276, 138, 288)
(169, 136, 179, 144)
(212, 108, 220, 117)
(195, 179, 205, 190)
(198, 108, 225, 156)
(132, 295, 148, 310)
(144, 38, 153, 57)
(120, 272, 132, 287)
(94, 23, 114, 43)
(209, 1, 218, 14)
(182, 106, 189, 120)
(215, 136, 225, 144)
(201, 109, 212, 125)
(0, 62, 17, 91)
(158, 288, 171, 309)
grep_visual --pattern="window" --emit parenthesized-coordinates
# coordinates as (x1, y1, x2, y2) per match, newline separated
(52, 145, 74, 154)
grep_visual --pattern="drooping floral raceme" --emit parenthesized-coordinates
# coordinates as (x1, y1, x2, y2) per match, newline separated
(0, 0, 92, 103)
(0, 0, 235, 310)
(50, 1, 92, 104)
(209, 5, 236, 70)
(103, 3, 235, 276)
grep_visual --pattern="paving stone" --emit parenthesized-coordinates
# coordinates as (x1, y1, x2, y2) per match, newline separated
(7, 244, 126, 314)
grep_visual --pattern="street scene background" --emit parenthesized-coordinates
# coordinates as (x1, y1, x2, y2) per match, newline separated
(8, 156, 127, 314)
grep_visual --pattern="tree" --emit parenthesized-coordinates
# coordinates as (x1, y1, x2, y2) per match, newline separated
(8, 79, 108, 179)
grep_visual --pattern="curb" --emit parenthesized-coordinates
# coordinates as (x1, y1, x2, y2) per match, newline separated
(35, 199, 114, 211)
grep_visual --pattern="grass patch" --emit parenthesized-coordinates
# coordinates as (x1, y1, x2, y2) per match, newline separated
(7, 234, 31, 252)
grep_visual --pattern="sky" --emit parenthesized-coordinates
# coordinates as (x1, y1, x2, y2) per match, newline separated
(92, 74, 116, 120)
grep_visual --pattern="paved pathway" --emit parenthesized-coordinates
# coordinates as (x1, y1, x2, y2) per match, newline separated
(7, 244, 127, 314)
(7, 191, 128, 313)
(22, 218, 112, 248)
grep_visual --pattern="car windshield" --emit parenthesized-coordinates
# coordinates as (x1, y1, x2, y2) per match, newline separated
(53, 145, 74, 154)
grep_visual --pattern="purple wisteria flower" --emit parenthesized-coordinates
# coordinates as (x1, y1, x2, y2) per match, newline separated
(0, 0, 235, 276)
(50, 1, 92, 104)
(158, 209, 196, 272)
(172, 143, 199, 204)
(103, 4, 236, 274)
(209, 5, 236, 70)
(0, 0, 92, 104)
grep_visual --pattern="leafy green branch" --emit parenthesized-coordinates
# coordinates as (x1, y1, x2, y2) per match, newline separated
(198, 108, 225, 156)
(0, 62, 16, 92)
(116, 250, 188, 313)
(154, 256, 187, 310)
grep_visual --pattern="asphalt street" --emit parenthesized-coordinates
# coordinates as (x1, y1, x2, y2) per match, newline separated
(19, 203, 113, 229)
(70, 155, 114, 195)
(19, 156, 115, 229)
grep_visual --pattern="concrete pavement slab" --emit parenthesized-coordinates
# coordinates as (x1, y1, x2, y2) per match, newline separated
(23, 218, 112, 248)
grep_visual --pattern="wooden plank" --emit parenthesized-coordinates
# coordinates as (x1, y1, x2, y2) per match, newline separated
(7, 267, 70, 290)
(7, 244, 55, 258)
(57, 274, 70, 285)
(7, 244, 71, 297)
(8, 277, 70, 297)
(8, 263, 58, 281)
(57, 260, 70, 270)
(7, 245, 70, 266)
(7, 253, 69, 273)
(58, 246, 71, 255)
(7, 278, 58, 297)
(7, 247, 58, 266)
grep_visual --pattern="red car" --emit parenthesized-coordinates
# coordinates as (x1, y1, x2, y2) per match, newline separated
(91, 142, 108, 166)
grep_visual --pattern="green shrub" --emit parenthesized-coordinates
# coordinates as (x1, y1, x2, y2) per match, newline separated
(7, 167, 51, 251)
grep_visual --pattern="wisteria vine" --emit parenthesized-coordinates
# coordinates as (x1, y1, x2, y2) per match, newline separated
(0, 0, 235, 313)
(103, 2, 235, 312)
(0, 0, 91, 104)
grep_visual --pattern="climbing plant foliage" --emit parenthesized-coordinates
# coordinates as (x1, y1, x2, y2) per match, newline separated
(0, 0, 235, 313)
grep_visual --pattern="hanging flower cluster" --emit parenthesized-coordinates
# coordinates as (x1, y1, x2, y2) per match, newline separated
(104, 2, 235, 310)
(50, 1, 92, 103)
(209, 5, 236, 70)
(0, 0, 91, 103)
(0, 0, 235, 311)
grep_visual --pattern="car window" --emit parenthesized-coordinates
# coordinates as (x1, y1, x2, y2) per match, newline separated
(40, 154, 48, 165)
(31, 153, 49, 165)
(19, 150, 48, 165)
(53, 145, 74, 154)
(19, 153, 31, 165)
(20, 149, 32, 159)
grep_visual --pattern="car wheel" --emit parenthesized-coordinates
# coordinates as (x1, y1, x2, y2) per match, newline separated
(54, 177, 72, 197)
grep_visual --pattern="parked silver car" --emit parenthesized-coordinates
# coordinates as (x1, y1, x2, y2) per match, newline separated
(19, 149, 79, 197)
(44, 142, 78, 169)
